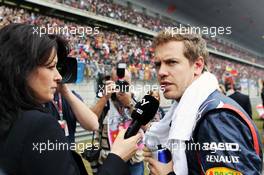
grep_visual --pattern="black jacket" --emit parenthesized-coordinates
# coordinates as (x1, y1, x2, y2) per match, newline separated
(187, 91, 262, 175)
(98, 153, 130, 175)
(0, 110, 80, 175)
(228, 91, 252, 118)
(168, 90, 262, 175)
(0, 109, 129, 175)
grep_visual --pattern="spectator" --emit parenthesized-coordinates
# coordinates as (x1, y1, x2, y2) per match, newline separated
(228, 83, 252, 118)
(1, 5, 264, 83)
(218, 84, 226, 95)
(91, 67, 145, 175)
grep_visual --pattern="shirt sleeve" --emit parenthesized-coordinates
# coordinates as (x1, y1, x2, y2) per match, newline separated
(72, 90, 83, 101)
(196, 109, 262, 175)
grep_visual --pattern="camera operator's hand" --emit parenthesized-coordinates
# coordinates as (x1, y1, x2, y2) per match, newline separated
(104, 80, 116, 99)
(111, 128, 143, 162)
(57, 83, 71, 97)
(56, 83, 99, 131)
(116, 92, 132, 108)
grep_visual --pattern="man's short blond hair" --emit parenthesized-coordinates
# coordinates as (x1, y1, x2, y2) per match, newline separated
(153, 30, 209, 67)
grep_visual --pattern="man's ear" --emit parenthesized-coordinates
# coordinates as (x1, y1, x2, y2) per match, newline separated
(194, 56, 205, 76)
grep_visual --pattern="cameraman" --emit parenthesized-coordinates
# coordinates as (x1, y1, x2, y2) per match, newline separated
(91, 66, 144, 175)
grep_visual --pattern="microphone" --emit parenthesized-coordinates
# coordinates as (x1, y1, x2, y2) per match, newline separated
(124, 95, 160, 139)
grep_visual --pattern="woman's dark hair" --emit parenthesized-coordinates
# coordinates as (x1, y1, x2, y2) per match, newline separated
(0, 23, 68, 138)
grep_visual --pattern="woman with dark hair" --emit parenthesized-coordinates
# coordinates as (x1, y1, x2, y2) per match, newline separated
(0, 23, 142, 175)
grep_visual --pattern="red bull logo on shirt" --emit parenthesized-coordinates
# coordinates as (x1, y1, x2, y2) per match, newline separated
(205, 167, 242, 175)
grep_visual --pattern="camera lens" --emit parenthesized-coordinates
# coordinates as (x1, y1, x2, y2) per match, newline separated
(57, 57, 77, 83)
(116, 80, 129, 92)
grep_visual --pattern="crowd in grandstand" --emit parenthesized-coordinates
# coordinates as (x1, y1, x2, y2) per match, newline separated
(207, 39, 264, 65)
(54, 0, 174, 31)
(51, 0, 264, 65)
(0, 5, 263, 83)
(207, 55, 263, 82)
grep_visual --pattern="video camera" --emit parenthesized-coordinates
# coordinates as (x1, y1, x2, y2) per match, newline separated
(96, 63, 129, 98)
(56, 56, 77, 83)
(115, 62, 129, 93)
(52, 35, 77, 84)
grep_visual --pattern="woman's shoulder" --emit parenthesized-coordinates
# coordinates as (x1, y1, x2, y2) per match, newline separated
(21, 109, 51, 117)
(15, 109, 59, 135)
(0, 109, 60, 158)
(13, 109, 65, 148)
(20, 109, 56, 123)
